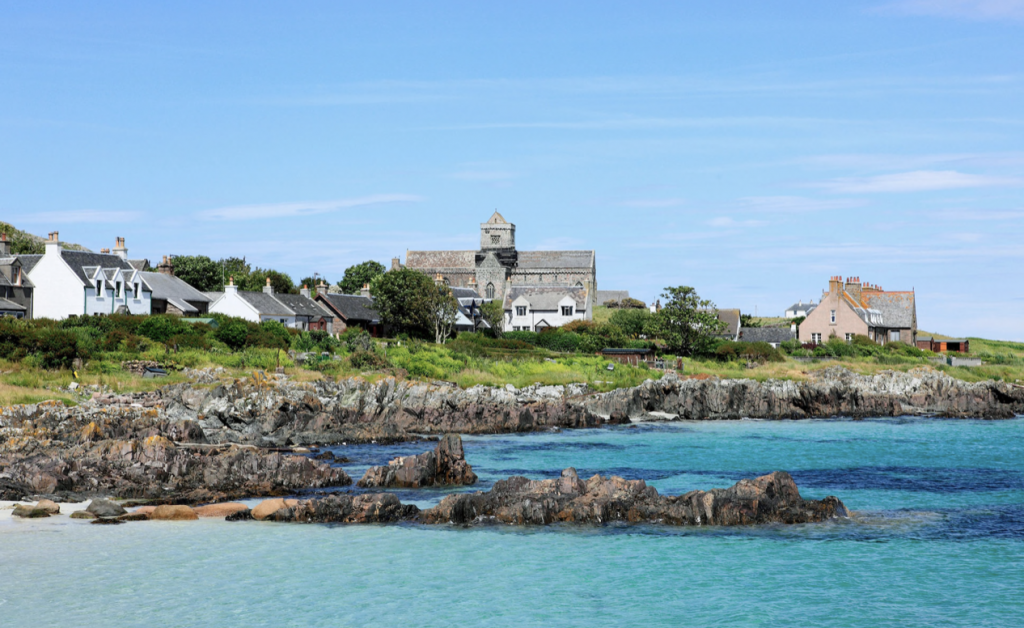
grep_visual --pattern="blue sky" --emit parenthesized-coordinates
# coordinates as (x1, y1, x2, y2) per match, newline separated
(2, 1, 1022, 339)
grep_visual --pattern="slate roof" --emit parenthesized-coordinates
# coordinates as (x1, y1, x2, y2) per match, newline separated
(505, 286, 588, 310)
(140, 272, 211, 313)
(128, 259, 150, 271)
(516, 250, 594, 269)
(785, 301, 816, 313)
(864, 292, 916, 328)
(317, 293, 379, 323)
(715, 309, 741, 340)
(238, 291, 295, 316)
(21, 251, 135, 285)
(739, 326, 796, 344)
(405, 250, 476, 269)
(450, 287, 481, 300)
(274, 293, 334, 320)
(595, 290, 630, 304)
(0, 297, 26, 311)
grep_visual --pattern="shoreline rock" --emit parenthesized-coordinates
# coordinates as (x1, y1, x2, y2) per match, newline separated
(242, 471, 847, 528)
(357, 434, 477, 488)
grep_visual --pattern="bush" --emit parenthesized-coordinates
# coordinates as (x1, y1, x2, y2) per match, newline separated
(349, 350, 390, 371)
(37, 328, 89, 369)
(167, 333, 211, 351)
(215, 318, 250, 350)
(503, 330, 539, 345)
(779, 339, 803, 354)
(715, 341, 784, 363)
(340, 328, 372, 352)
(137, 315, 190, 343)
(609, 308, 651, 338)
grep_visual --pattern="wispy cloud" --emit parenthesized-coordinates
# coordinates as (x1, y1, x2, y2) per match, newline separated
(879, 0, 1024, 20)
(811, 170, 1023, 193)
(619, 198, 686, 208)
(736, 196, 867, 213)
(19, 210, 141, 224)
(449, 170, 518, 182)
(707, 217, 768, 228)
(198, 194, 423, 221)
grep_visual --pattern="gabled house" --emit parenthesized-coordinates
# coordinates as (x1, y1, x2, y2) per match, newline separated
(784, 300, 817, 318)
(798, 276, 917, 345)
(20, 233, 152, 319)
(275, 286, 334, 332)
(208, 278, 331, 331)
(0, 233, 33, 318)
(315, 290, 382, 336)
(140, 257, 212, 315)
(504, 286, 591, 332)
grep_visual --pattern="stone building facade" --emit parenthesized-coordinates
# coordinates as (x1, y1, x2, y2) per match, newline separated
(403, 212, 597, 307)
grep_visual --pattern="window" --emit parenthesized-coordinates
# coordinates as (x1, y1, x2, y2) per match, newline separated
(516, 306, 526, 316)
(97, 279, 104, 295)
(490, 235, 500, 245)
(830, 310, 836, 324)
(890, 330, 901, 342)
(562, 305, 574, 316)
(116, 281, 122, 297)
(845, 333, 854, 342)
(485, 283, 495, 299)
(811, 333, 822, 344)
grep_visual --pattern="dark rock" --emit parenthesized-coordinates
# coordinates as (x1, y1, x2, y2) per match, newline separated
(0, 477, 32, 501)
(357, 434, 477, 488)
(91, 517, 126, 525)
(117, 512, 150, 522)
(225, 508, 254, 522)
(71, 510, 97, 519)
(267, 493, 420, 524)
(87, 498, 127, 518)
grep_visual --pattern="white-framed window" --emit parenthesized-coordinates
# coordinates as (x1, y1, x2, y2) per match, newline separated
(562, 305, 574, 316)
(116, 281, 122, 297)
(811, 333, 822, 344)
(890, 330, 901, 342)
(830, 310, 836, 324)
(845, 333, 854, 342)
(516, 306, 526, 316)
(97, 279, 104, 295)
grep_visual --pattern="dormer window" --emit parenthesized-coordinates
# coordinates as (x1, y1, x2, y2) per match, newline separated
(562, 305, 574, 316)
(516, 306, 526, 316)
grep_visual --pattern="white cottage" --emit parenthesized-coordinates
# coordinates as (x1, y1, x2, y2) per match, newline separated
(20, 233, 151, 320)
(208, 278, 333, 331)
(503, 286, 591, 332)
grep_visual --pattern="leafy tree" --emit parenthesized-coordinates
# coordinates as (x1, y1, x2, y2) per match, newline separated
(214, 318, 250, 350)
(338, 260, 386, 295)
(369, 268, 435, 337)
(480, 300, 505, 337)
(0, 222, 44, 255)
(740, 314, 761, 328)
(424, 283, 459, 344)
(241, 267, 296, 294)
(172, 255, 222, 292)
(298, 276, 329, 296)
(643, 286, 726, 357)
(609, 308, 651, 338)
(220, 257, 252, 288)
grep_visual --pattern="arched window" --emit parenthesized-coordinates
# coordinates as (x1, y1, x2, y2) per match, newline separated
(486, 282, 495, 299)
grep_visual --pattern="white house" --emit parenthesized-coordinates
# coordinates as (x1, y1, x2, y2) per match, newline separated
(20, 233, 152, 320)
(503, 286, 591, 332)
(784, 300, 817, 319)
(208, 278, 333, 331)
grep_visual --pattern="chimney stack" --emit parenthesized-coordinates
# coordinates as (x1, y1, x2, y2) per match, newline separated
(0, 233, 9, 257)
(112, 236, 128, 259)
(300, 284, 311, 298)
(45, 231, 62, 256)
(391, 257, 402, 271)
(360, 283, 371, 298)
(225, 276, 238, 294)
(263, 277, 273, 294)
(157, 255, 174, 276)
(845, 276, 862, 302)
(828, 275, 843, 295)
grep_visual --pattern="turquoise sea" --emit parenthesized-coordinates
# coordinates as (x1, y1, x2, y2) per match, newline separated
(2, 418, 1023, 627)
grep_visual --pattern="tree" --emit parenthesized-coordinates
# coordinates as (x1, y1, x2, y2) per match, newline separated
(740, 313, 761, 328)
(643, 286, 726, 357)
(338, 260, 386, 295)
(424, 283, 459, 344)
(219, 257, 252, 288)
(241, 267, 296, 294)
(369, 268, 435, 337)
(609, 307, 651, 338)
(480, 300, 505, 337)
(298, 276, 329, 296)
(172, 255, 222, 292)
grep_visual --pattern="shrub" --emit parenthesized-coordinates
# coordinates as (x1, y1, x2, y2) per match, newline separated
(349, 350, 390, 371)
(137, 315, 190, 343)
(167, 333, 211, 351)
(37, 328, 89, 369)
(215, 318, 250, 350)
(609, 308, 651, 338)
(340, 328, 372, 352)
(503, 330, 539, 345)
(779, 339, 803, 354)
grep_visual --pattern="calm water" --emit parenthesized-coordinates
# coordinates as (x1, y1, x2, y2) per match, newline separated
(2, 418, 1023, 627)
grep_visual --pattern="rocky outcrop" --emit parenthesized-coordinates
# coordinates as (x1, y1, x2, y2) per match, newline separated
(357, 434, 478, 488)
(0, 401, 351, 504)
(585, 368, 1024, 421)
(86, 498, 126, 518)
(240, 471, 846, 528)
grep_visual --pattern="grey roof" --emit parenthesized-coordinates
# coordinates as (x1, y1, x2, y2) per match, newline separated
(128, 259, 150, 271)
(739, 327, 796, 344)
(0, 296, 26, 311)
(864, 292, 916, 329)
(785, 301, 816, 312)
(140, 271, 211, 306)
(450, 287, 481, 299)
(505, 286, 588, 310)
(238, 291, 296, 316)
(0, 256, 16, 265)
(274, 293, 334, 320)
(317, 293, 379, 323)
(703, 308, 741, 340)
(516, 250, 594, 269)
(595, 290, 630, 305)
(203, 291, 224, 302)
(21, 251, 135, 286)
(405, 250, 476, 270)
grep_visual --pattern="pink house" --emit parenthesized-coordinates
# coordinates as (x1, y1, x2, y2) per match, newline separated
(798, 276, 917, 346)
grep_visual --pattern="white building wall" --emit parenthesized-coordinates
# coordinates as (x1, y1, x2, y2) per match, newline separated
(505, 295, 587, 331)
(260, 314, 299, 327)
(209, 289, 260, 322)
(25, 252, 84, 320)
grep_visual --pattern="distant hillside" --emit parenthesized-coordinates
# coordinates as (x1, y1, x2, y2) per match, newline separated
(0, 221, 91, 254)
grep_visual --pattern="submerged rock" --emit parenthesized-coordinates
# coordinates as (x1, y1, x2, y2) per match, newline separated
(87, 498, 127, 518)
(357, 434, 478, 488)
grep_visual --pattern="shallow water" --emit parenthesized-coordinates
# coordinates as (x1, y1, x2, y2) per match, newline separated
(3, 418, 1023, 627)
